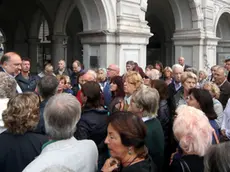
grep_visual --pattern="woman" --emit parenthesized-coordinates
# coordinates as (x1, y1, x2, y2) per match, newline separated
(128, 86, 164, 171)
(56, 75, 67, 94)
(198, 70, 208, 88)
(0, 92, 48, 172)
(163, 66, 173, 85)
(186, 88, 220, 143)
(172, 71, 197, 115)
(123, 71, 143, 110)
(102, 111, 157, 172)
(74, 81, 108, 170)
(108, 76, 125, 113)
(203, 82, 223, 128)
(170, 105, 213, 172)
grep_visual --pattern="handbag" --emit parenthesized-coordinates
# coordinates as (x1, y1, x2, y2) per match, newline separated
(179, 159, 191, 172)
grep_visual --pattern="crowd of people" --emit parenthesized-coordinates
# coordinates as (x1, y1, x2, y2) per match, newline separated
(0, 52, 230, 172)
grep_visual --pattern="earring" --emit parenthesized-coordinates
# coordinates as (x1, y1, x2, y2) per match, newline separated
(128, 148, 132, 155)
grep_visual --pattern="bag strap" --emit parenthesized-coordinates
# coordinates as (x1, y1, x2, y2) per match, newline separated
(213, 130, 220, 144)
(179, 159, 191, 172)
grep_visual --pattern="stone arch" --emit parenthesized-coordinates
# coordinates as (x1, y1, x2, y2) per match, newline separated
(214, 7, 230, 34)
(53, 0, 116, 34)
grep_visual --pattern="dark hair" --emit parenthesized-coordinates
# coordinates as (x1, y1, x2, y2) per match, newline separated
(151, 79, 168, 100)
(22, 58, 31, 63)
(154, 61, 164, 73)
(189, 88, 217, 120)
(108, 111, 147, 157)
(110, 76, 125, 98)
(81, 81, 101, 109)
(145, 65, 154, 70)
(225, 58, 230, 63)
(37, 75, 59, 99)
(0, 54, 10, 64)
(204, 142, 230, 172)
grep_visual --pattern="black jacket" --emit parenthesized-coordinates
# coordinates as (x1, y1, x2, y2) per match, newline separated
(15, 73, 39, 92)
(157, 100, 170, 146)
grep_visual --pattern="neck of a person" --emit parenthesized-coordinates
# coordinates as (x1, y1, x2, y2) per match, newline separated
(21, 71, 29, 78)
(184, 89, 189, 98)
(121, 153, 142, 167)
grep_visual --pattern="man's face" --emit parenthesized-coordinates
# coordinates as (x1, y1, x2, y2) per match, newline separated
(58, 61, 65, 70)
(214, 69, 225, 85)
(3, 54, 22, 76)
(178, 58, 184, 66)
(72, 62, 80, 73)
(21, 60, 30, 72)
(225, 61, 230, 71)
(107, 65, 118, 78)
(173, 67, 183, 83)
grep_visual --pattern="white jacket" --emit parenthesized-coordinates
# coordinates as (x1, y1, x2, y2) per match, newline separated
(0, 98, 8, 134)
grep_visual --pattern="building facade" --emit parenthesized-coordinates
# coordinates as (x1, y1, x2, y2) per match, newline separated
(0, 0, 230, 73)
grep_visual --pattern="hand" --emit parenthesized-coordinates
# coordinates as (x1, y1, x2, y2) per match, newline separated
(101, 158, 120, 172)
(221, 129, 226, 137)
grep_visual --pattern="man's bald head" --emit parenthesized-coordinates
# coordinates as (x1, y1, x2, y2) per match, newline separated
(107, 64, 120, 78)
(214, 66, 227, 85)
(178, 57, 185, 66)
(1, 52, 22, 76)
(81, 72, 96, 84)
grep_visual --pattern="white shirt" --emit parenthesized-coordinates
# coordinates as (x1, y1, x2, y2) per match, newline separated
(221, 98, 230, 139)
(23, 137, 98, 172)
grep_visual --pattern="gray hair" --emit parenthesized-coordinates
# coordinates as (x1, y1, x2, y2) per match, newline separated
(44, 93, 81, 140)
(204, 142, 230, 172)
(172, 64, 183, 72)
(132, 86, 159, 117)
(0, 72, 17, 98)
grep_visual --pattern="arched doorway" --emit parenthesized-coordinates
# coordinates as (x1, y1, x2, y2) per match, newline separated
(0, 29, 5, 56)
(216, 12, 230, 65)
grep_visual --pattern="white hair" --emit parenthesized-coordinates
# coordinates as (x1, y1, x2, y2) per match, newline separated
(172, 64, 183, 72)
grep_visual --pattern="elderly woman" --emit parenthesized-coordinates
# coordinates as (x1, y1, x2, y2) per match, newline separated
(128, 86, 164, 171)
(0, 72, 17, 134)
(123, 71, 143, 110)
(170, 105, 214, 172)
(187, 88, 220, 143)
(75, 81, 108, 169)
(172, 71, 197, 115)
(23, 93, 98, 172)
(198, 70, 208, 88)
(204, 142, 230, 172)
(203, 82, 223, 128)
(0, 92, 48, 172)
(102, 111, 157, 172)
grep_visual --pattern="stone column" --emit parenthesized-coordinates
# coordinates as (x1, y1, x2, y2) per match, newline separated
(28, 38, 40, 73)
(51, 34, 68, 69)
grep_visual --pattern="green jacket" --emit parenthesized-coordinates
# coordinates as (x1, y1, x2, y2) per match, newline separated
(145, 118, 164, 172)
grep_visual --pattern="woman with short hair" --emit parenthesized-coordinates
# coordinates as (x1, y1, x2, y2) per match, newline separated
(170, 105, 213, 172)
(102, 111, 157, 172)
(0, 92, 48, 172)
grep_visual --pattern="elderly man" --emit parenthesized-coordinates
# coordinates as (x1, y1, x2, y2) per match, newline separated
(0, 52, 22, 93)
(0, 72, 17, 134)
(23, 93, 98, 172)
(213, 66, 230, 108)
(178, 57, 191, 71)
(225, 58, 230, 82)
(35, 75, 59, 134)
(103, 64, 120, 107)
(54, 59, 72, 76)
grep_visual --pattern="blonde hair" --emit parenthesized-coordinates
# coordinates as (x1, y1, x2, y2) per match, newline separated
(203, 82, 220, 99)
(124, 71, 143, 90)
(2, 92, 40, 134)
(173, 105, 213, 156)
(180, 71, 198, 84)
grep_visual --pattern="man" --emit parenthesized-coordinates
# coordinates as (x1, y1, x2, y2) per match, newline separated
(178, 57, 191, 71)
(34, 75, 59, 134)
(104, 64, 120, 107)
(225, 59, 230, 82)
(54, 59, 72, 76)
(23, 93, 98, 172)
(15, 58, 39, 92)
(0, 52, 22, 93)
(213, 66, 230, 108)
(70, 60, 83, 95)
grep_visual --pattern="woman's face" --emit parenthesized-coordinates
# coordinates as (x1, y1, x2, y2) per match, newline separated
(110, 82, 118, 92)
(199, 72, 205, 80)
(164, 70, 171, 78)
(58, 79, 65, 92)
(183, 78, 196, 92)
(186, 94, 201, 109)
(124, 79, 136, 95)
(105, 124, 128, 160)
(155, 64, 161, 71)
